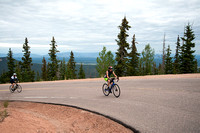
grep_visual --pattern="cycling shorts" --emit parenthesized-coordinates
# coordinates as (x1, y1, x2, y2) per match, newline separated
(10, 79, 15, 84)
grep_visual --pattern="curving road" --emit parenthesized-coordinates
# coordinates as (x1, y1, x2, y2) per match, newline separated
(0, 74, 200, 133)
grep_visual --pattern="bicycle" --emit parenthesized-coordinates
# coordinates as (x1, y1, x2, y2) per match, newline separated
(9, 83, 22, 93)
(102, 77, 121, 98)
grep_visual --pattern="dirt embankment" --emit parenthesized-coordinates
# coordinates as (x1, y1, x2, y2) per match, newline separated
(0, 101, 133, 133)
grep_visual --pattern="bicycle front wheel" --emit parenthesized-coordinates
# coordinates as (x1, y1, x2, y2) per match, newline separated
(9, 85, 14, 93)
(102, 83, 110, 96)
(16, 85, 22, 93)
(113, 84, 120, 98)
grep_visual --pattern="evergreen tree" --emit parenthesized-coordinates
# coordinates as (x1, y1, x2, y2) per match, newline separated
(7, 48, 15, 77)
(127, 34, 140, 76)
(15, 62, 22, 81)
(41, 57, 47, 81)
(180, 23, 196, 73)
(21, 38, 35, 82)
(96, 46, 115, 77)
(141, 44, 155, 75)
(165, 45, 173, 74)
(115, 16, 131, 76)
(138, 58, 143, 75)
(48, 36, 59, 80)
(194, 59, 198, 73)
(0, 71, 9, 83)
(158, 63, 163, 74)
(59, 58, 66, 80)
(66, 51, 76, 79)
(173, 35, 181, 74)
(47, 62, 51, 81)
(152, 62, 158, 75)
(78, 63, 85, 79)
(36, 71, 40, 81)
(66, 61, 71, 79)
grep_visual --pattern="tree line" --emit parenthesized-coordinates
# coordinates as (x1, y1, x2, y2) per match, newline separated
(0, 17, 199, 83)
(96, 17, 199, 77)
(0, 37, 85, 83)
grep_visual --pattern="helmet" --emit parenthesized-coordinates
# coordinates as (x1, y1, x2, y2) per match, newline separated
(108, 66, 113, 70)
(13, 73, 17, 76)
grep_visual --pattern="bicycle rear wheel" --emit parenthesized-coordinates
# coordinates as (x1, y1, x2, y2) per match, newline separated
(113, 84, 120, 98)
(16, 85, 22, 93)
(9, 85, 14, 93)
(102, 83, 110, 96)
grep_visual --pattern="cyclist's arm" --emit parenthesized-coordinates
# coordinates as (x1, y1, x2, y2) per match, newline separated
(113, 71, 117, 78)
(15, 77, 19, 83)
(106, 71, 109, 79)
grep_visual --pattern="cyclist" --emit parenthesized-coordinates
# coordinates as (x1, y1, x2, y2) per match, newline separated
(104, 66, 118, 93)
(10, 73, 18, 90)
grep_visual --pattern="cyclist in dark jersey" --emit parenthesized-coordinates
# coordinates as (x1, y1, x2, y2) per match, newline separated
(104, 66, 118, 91)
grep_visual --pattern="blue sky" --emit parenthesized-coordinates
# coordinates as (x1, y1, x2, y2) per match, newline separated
(0, 0, 200, 55)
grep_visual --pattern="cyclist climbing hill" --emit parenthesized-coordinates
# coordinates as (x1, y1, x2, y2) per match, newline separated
(10, 73, 18, 90)
(104, 66, 118, 92)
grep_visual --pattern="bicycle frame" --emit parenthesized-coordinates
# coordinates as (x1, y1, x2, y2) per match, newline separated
(110, 80, 115, 89)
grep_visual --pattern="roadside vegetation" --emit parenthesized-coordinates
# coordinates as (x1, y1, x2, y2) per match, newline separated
(0, 101, 9, 122)
(0, 17, 199, 83)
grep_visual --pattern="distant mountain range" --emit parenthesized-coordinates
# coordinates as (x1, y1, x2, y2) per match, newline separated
(0, 52, 99, 64)
(1, 52, 200, 65)
(0, 57, 98, 78)
(0, 52, 100, 58)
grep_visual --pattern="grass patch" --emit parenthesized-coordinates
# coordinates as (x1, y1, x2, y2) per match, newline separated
(3, 101, 9, 108)
(0, 101, 9, 122)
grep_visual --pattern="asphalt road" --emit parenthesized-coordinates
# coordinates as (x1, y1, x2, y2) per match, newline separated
(0, 75, 200, 133)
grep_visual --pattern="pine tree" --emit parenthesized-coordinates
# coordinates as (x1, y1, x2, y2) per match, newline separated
(141, 44, 155, 75)
(36, 71, 40, 81)
(41, 57, 47, 81)
(173, 35, 181, 74)
(21, 38, 35, 82)
(152, 62, 158, 75)
(66, 51, 76, 79)
(78, 63, 85, 79)
(115, 16, 131, 76)
(180, 23, 196, 73)
(62, 58, 66, 79)
(165, 45, 173, 74)
(138, 58, 143, 75)
(15, 62, 22, 81)
(0, 71, 9, 83)
(7, 48, 15, 77)
(48, 36, 59, 80)
(194, 59, 198, 73)
(158, 63, 162, 74)
(127, 34, 140, 76)
(47, 62, 51, 81)
(66, 61, 71, 80)
(59, 58, 66, 80)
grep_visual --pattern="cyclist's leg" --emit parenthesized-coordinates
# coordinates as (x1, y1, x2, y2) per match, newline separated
(10, 79, 14, 88)
(107, 79, 111, 87)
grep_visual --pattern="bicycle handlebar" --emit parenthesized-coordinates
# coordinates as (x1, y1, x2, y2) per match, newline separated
(110, 77, 119, 82)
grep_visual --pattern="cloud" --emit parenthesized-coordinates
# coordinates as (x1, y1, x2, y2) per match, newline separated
(0, 0, 199, 55)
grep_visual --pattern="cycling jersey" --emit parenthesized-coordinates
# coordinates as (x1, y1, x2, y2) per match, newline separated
(10, 76, 18, 84)
(104, 70, 113, 78)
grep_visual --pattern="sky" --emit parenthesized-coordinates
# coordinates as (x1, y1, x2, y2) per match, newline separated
(0, 0, 200, 55)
